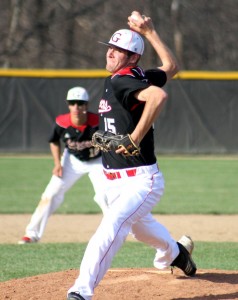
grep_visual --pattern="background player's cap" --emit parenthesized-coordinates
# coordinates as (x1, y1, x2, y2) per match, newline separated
(66, 87, 89, 101)
(99, 29, 144, 55)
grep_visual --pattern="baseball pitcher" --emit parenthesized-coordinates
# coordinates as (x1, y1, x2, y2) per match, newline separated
(67, 12, 197, 300)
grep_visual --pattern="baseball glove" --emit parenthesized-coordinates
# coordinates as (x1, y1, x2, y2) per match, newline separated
(91, 130, 140, 156)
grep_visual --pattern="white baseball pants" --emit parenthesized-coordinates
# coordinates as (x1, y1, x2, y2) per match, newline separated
(24, 149, 107, 241)
(68, 163, 179, 300)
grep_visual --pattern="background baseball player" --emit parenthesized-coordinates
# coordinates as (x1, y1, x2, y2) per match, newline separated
(18, 87, 107, 244)
(67, 11, 197, 300)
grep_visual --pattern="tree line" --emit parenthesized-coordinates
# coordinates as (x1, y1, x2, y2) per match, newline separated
(0, 0, 237, 70)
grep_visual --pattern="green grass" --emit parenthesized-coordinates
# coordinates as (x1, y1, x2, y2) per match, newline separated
(0, 155, 237, 214)
(158, 157, 238, 214)
(0, 156, 97, 214)
(0, 241, 237, 282)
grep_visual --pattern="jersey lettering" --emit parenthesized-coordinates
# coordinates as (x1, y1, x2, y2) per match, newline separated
(104, 117, 116, 133)
(66, 139, 92, 151)
(99, 99, 112, 113)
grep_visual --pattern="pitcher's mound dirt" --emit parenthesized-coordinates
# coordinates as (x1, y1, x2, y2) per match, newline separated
(1, 268, 238, 300)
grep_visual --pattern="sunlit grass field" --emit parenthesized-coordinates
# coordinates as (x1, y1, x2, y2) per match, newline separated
(0, 155, 237, 214)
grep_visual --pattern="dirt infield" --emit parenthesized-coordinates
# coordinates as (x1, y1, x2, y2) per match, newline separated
(1, 214, 238, 243)
(1, 214, 238, 299)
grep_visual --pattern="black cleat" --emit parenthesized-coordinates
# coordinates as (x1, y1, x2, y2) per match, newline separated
(67, 292, 85, 300)
(171, 235, 197, 277)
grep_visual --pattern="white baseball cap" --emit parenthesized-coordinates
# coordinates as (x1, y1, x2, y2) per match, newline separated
(99, 29, 144, 55)
(66, 87, 89, 101)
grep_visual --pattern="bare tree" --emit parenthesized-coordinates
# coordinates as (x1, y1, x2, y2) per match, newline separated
(171, 0, 183, 68)
(3, 0, 22, 68)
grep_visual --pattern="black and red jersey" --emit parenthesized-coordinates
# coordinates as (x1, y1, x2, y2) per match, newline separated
(48, 112, 101, 161)
(97, 66, 167, 169)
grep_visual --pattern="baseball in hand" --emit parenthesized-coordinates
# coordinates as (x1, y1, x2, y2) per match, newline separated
(131, 13, 139, 21)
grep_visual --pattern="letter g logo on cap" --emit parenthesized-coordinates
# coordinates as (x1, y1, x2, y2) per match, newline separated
(111, 32, 122, 43)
